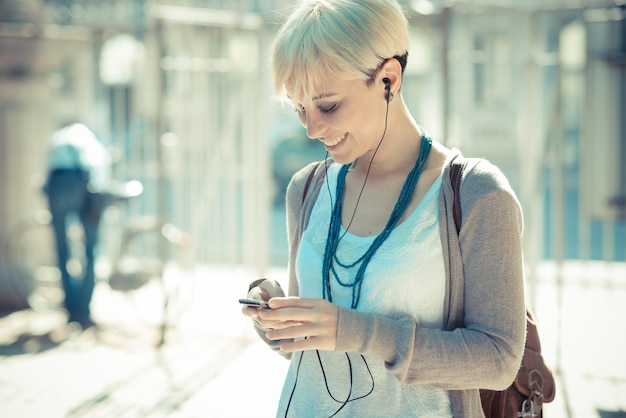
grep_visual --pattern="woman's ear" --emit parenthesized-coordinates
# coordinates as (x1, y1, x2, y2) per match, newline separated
(379, 58, 403, 98)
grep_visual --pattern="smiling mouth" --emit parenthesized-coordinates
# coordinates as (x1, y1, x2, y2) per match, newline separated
(322, 132, 347, 147)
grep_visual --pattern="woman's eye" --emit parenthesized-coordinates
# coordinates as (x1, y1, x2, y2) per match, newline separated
(294, 105, 306, 114)
(319, 104, 337, 114)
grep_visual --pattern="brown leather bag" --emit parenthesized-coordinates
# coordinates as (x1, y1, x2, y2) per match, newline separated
(480, 307, 556, 417)
(450, 157, 556, 417)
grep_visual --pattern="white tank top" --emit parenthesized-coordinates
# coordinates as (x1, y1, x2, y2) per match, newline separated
(276, 162, 451, 417)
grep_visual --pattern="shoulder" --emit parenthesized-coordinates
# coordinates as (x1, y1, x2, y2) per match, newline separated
(459, 156, 523, 228)
(444, 150, 522, 218)
(286, 160, 326, 206)
(441, 147, 513, 196)
(462, 157, 515, 197)
(437, 143, 512, 197)
(288, 161, 320, 190)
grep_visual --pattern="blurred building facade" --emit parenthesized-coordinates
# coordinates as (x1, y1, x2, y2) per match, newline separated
(0, 0, 624, 292)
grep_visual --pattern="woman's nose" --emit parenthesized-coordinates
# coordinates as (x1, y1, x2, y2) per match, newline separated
(304, 112, 326, 140)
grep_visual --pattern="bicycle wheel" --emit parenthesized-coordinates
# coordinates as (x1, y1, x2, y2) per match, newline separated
(104, 216, 192, 345)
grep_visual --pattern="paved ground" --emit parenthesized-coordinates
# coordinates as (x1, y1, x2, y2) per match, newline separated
(0, 262, 625, 418)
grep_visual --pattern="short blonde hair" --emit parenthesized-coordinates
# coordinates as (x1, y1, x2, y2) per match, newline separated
(271, 0, 410, 101)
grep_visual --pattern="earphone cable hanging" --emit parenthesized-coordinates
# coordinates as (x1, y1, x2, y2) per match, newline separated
(323, 88, 391, 248)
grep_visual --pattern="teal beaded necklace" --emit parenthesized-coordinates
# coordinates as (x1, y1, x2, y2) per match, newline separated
(321, 130, 433, 309)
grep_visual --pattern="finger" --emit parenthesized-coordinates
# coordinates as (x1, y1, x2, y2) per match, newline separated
(255, 320, 299, 331)
(259, 298, 337, 323)
(264, 320, 304, 330)
(241, 305, 260, 319)
(268, 297, 320, 309)
(251, 312, 303, 330)
(266, 324, 309, 341)
(266, 321, 334, 340)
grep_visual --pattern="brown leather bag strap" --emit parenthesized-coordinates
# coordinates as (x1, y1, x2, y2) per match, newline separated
(449, 156, 469, 235)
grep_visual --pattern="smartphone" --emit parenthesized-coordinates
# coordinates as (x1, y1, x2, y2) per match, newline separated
(239, 298, 270, 309)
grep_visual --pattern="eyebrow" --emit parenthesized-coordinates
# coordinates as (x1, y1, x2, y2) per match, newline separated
(312, 92, 336, 101)
(287, 92, 336, 102)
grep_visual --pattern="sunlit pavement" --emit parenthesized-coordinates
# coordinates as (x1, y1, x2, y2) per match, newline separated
(0, 265, 290, 418)
(0, 262, 625, 418)
(532, 261, 626, 418)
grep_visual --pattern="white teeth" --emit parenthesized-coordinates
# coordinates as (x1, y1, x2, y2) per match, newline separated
(325, 133, 347, 146)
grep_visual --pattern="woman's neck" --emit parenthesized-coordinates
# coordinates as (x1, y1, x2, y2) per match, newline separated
(351, 112, 423, 178)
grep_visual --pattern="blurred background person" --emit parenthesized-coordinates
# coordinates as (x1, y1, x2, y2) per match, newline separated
(43, 122, 111, 329)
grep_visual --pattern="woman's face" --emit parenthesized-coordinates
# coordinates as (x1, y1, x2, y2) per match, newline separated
(289, 76, 388, 165)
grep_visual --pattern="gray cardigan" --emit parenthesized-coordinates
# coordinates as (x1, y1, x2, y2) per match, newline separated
(266, 150, 526, 417)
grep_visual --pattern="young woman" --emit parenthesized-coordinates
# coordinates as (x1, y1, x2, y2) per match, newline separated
(242, 1, 526, 416)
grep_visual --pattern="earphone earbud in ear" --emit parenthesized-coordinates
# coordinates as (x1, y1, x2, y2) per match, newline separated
(383, 77, 391, 102)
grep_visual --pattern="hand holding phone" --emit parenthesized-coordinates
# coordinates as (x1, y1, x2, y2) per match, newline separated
(239, 298, 270, 309)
